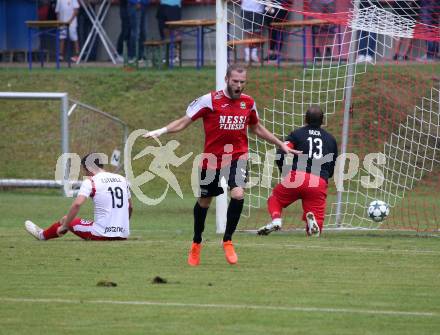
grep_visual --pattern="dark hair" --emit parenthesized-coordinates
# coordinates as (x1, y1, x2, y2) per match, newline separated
(226, 64, 247, 78)
(81, 153, 104, 172)
(305, 105, 324, 127)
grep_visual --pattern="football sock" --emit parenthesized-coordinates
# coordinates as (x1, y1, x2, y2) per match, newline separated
(43, 222, 62, 240)
(272, 218, 282, 226)
(267, 195, 282, 220)
(223, 198, 244, 242)
(193, 202, 209, 244)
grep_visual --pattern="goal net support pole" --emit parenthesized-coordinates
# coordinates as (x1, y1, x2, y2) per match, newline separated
(215, 0, 228, 234)
(335, 0, 360, 226)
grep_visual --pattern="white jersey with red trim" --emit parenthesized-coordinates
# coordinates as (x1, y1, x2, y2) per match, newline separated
(77, 171, 131, 238)
(186, 89, 259, 169)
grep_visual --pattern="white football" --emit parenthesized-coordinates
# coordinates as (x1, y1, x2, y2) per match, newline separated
(367, 200, 390, 222)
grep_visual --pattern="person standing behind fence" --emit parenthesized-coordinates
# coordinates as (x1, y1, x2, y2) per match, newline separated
(263, 0, 289, 62)
(387, 0, 418, 61)
(156, 0, 182, 63)
(117, 0, 130, 61)
(309, 0, 337, 59)
(56, 0, 80, 62)
(356, 0, 377, 63)
(128, 0, 148, 63)
(241, 0, 265, 63)
(418, 0, 439, 61)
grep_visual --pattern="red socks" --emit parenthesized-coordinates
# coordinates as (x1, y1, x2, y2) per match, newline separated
(267, 195, 282, 220)
(43, 222, 62, 240)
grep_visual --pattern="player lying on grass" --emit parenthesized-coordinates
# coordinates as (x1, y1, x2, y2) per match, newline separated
(257, 105, 338, 237)
(25, 153, 133, 241)
(143, 64, 301, 266)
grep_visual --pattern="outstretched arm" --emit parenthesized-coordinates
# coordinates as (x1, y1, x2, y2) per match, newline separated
(143, 116, 193, 138)
(249, 123, 302, 155)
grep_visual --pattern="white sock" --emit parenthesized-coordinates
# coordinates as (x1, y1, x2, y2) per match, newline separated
(251, 48, 258, 57)
(39, 231, 45, 240)
(272, 218, 282, 226)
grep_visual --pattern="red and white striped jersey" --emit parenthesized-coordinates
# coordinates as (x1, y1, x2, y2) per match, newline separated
(186, 89, 259, 169)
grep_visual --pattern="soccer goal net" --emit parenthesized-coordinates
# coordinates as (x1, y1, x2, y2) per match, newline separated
(0, 92, 128, 194)
(226, 0, 440, 233)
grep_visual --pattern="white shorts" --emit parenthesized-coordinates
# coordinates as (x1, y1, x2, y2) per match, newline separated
(60, 22, 78, 41)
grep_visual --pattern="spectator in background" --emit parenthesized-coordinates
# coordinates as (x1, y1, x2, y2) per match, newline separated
(263, 0, 289, 62)
(38, 0, 50, 20)
(156, 0, 182, 63)
(117, 0, 130, 60)
(37, 0, 54, 60)
(56, 0, 80, 62)
(49, 0, 58, 20)
(388, 0, 418, 61)
(128, 0, 148, 63)
(78, 0, 98, 61)
(310, 0, 336, 59)
(241, 0, 265, 63)
(356, 0, 377, 63)
(418, 0, 439, 61)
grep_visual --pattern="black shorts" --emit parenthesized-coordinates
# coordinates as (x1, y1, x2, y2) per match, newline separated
(198, 160, 248, 198)
(242, 10, 264, 34)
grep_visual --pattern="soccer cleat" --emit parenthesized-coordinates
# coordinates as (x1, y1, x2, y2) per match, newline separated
(306, 212, 320, 237)
(187, 242, 202, 266)
(222, 241, 238, 265)
(257, 222, 281, 236)
(24, 220, 44, 240)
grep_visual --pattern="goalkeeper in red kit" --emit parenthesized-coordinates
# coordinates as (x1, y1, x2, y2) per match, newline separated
(143, 64, 301, 266)
(257, 105, 338, 237)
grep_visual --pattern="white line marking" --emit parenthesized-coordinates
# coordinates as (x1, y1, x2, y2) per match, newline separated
(117, 239, 440, 255)
(0, 297, 437, 317)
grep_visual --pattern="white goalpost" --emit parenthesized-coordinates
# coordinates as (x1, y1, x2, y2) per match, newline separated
(215, 0, 229, 234)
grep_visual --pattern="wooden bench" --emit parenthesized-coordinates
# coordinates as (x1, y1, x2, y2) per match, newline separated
(227, 38, 267, 66)
(143, 39, 182, 68)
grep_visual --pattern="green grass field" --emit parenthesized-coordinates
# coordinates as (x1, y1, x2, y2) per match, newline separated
(1, 190, 439, 334)
(1, 66, 440, 333)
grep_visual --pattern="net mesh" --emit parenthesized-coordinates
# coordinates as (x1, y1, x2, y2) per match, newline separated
(0, 98, 127, 182)
(69, 102, 126, 173)
(226, 0, 440, 232)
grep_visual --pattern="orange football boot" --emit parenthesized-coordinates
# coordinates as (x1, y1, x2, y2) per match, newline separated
(187, 242, 202, 266)
(222, 240, 238, 265)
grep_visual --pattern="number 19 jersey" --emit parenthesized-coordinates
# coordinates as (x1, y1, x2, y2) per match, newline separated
(78, 171, 131, 238)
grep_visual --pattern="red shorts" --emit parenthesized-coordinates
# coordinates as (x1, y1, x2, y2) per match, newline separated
(270, 170, 328, 227)
(68, 218, 126, 241)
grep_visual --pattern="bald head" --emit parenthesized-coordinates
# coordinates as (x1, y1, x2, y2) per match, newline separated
(305, 105, 324, 127)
